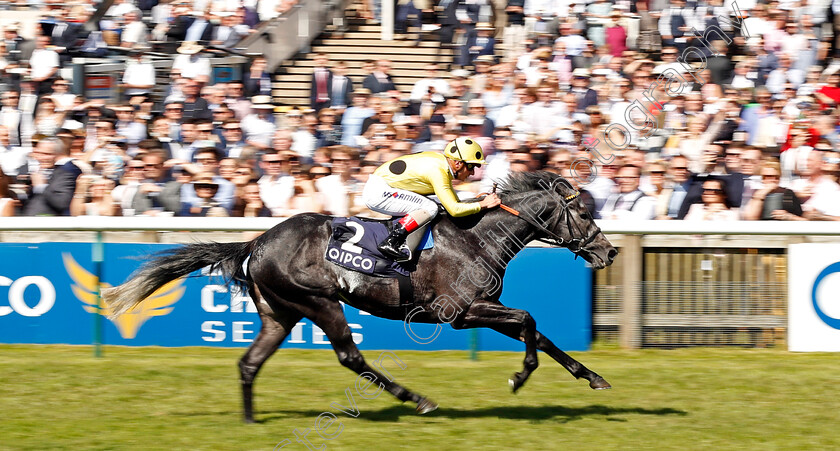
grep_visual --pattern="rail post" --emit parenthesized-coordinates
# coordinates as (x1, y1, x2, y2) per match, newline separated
(92, 231, 104, 358)
(619, 234, 643, 349)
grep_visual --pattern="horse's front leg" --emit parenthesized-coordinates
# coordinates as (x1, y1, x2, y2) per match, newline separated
(488, 325, 611, 390)
(456, 300, 539, 392)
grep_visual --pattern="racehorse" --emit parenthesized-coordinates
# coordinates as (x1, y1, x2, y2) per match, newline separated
(103, 171, 618, 422)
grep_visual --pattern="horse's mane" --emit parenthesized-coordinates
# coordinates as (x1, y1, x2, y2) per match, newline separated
(496, 171, 575, 200)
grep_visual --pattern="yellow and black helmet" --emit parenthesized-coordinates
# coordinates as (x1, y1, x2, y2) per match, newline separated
(443, 137, 486, 165)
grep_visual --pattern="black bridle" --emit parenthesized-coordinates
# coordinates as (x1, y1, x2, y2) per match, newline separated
(494, 183, 602, 256)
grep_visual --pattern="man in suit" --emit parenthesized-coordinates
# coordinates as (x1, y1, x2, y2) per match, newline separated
(658, 0, 695, 53)
(363, 59, 397, 94)
(24, 138, 82, 216)
(211, 12, 247, 48)
(437, 0, 461, 45)
(310, 53, 333, 112)
(48, 8, 84, 63)
(329, 60, 354, 110)
(185, 8, 215, 43)
(569, 68, 598, 112)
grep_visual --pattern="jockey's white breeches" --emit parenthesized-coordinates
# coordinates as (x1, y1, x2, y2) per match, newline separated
(362, 175, 440, 218)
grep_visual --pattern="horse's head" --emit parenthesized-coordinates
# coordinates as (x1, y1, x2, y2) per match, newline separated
(499, 172, 618, 269)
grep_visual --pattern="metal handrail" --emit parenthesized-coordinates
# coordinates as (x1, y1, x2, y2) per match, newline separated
(0, 217, 839, 235)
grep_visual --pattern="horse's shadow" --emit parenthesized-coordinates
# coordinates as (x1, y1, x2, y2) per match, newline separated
(253, 404, 687, 423)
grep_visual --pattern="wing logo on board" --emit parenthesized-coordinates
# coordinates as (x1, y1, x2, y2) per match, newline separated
(811, 261, 840, 330)
(63, 253, 185, 339)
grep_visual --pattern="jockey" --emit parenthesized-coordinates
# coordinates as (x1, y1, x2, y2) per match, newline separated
(362, 137, 502, 260)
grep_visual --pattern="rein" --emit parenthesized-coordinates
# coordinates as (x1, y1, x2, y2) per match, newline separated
(488, 183, 601, 254)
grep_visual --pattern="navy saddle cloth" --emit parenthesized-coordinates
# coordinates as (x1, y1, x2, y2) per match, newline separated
(325, 217, 433, 277)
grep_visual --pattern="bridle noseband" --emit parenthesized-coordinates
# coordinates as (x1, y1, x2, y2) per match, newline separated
(493, 183, 601, 256)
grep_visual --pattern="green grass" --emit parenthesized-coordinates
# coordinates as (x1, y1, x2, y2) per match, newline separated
(2, 345, 840, 450)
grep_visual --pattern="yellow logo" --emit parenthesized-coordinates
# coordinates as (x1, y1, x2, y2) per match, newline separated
(63, 253, 186, 339)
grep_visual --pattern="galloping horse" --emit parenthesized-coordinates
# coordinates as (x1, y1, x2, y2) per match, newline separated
(103, 171, 618, 422)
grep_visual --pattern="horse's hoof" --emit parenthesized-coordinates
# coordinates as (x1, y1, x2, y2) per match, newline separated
(589, 376, 612, 390)
(509, 374, 525, 393)
(244, 416, 256, 424)
(416, 398, 438, 414)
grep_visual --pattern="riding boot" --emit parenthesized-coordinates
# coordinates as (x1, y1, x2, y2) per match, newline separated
(377, 221, 410, 261)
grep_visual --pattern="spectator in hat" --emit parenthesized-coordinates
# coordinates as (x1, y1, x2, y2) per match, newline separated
(173, 42, 211, 83)
(461, 22, 495, 68)
(121, 48, 155, 103)
(605, 11, 627, 57)
(241, 95, 277, 150)
(569, 68, 598, 112)
(4, 22, 34, 69)
(181, 171, 228, 217)
(179, 146, 235, 212)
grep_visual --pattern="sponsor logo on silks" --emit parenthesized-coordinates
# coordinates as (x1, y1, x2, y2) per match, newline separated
(812, 261, 840, 330)
(63, 253, 186, 339)
(325, 246, 376, 275)
(383, 191, 423, 203)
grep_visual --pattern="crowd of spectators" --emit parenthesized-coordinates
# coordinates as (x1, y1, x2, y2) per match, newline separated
(3, 0, 840, 222)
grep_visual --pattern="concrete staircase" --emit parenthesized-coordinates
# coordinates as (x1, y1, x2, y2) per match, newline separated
(272, 12, 455, 107)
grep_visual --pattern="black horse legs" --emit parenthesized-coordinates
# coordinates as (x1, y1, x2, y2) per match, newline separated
(239, 299, 304, 423)
(308, 299, 437, 413)
(458, 300, 539, 392)
(490, 327, 611, 390)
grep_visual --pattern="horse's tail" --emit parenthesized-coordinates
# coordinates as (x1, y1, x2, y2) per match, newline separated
(102, 240, 255, 319)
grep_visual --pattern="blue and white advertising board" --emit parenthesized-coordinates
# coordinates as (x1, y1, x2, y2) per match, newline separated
(789, 243, 840, 351)
(0, 243, 592, 351)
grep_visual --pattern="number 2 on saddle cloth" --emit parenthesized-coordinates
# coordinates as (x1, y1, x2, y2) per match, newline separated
(325, 217, 434, 277)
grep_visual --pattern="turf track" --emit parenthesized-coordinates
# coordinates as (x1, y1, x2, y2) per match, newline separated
(2, 345, 840, 450)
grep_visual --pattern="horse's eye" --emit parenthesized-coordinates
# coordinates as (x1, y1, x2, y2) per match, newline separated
(580, 213, 590, 220)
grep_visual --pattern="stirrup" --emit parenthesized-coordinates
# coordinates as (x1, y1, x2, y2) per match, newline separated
(378, 242, 411, 262)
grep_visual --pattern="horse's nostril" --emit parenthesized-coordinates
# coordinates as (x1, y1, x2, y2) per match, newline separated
(607, 249, 618, 261)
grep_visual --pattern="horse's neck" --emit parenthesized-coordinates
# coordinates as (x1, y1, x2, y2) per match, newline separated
(467, 195, 543, 269)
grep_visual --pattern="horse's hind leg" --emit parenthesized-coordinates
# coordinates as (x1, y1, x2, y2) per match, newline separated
(308, 298, 437, 414)
(239, 287, 303, 423)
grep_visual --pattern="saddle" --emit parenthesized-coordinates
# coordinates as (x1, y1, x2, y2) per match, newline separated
(325, 216, 434, 278)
